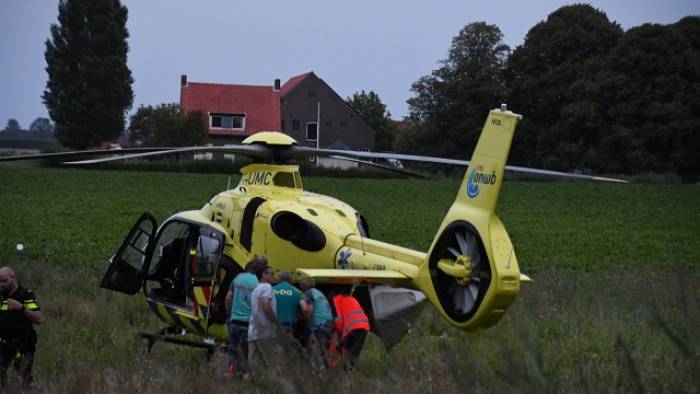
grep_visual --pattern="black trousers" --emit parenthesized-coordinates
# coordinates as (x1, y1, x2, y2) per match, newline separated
(0, 341, 35, 386)
(227, 321, 249, 376)
(338, 329, 367, 369)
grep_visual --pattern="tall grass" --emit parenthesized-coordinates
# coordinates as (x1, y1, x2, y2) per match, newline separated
(2, 254, 696, 393)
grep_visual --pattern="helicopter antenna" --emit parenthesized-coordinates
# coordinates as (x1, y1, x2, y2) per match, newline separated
(350, 281, 359, 295)
(360, 231, 366, 255)
(505, 247, 515, 269)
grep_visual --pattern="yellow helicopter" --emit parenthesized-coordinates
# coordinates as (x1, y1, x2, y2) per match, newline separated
(0, 107, 625, 352)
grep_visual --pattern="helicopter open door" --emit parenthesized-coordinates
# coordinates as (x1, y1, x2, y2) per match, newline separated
(140, 217, 228, 336)
(100, 213, 157, 295)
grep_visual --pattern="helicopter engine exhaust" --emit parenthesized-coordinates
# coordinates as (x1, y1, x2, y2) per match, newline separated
(271, 211, 326, 252)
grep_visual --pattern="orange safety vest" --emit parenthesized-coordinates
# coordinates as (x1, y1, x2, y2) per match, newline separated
(333, 294, 370, 339)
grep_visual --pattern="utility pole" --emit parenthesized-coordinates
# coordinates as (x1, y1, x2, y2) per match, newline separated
(316, 101, 320, 167)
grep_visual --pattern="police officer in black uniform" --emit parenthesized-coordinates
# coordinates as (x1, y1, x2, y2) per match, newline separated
(0, 266, 44, 387)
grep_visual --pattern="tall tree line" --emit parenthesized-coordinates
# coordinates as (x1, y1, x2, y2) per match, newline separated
(0, 118, 54, 140)
(400, 5, 700, 181)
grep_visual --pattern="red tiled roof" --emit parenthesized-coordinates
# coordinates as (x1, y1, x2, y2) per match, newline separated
(280, 72, 314, 97)
(180, 82, 281, 136)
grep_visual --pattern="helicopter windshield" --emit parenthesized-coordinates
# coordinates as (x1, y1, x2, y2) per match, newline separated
(195, 233, 220, 277)
(273, 172, 296, 188)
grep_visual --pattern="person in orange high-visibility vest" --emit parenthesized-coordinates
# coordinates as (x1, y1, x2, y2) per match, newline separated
(331, 291, 370, 369)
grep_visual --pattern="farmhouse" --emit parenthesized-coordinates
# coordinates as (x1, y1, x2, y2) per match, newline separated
(180, 72, 376, 165)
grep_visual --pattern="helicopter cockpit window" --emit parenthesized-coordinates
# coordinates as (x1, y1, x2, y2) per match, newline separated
(273, 172, 297, 188)
(146, 221, 190, 301)
(148, 223, 187, 275)
(195, 234, 220, 278)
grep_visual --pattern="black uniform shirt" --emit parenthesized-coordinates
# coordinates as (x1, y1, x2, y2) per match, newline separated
(0, 285, 40, 341)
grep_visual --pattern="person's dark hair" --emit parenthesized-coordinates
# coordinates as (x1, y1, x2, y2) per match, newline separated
(254, 262, 272, 280)
(246, 256, 268, 273)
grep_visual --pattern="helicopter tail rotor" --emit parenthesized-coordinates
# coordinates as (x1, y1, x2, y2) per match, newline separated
(430, 222, 490, 319)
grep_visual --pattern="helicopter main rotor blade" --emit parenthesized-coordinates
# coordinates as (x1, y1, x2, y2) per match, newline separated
(63, 145, 273, 164)
(0, 147, 179, 162)
(287, 145, 469, 165)
(0, 135, 628, 183)
(327, 155, 427, 178)
(503, 164, 629, 183)
(286, 146, 628, 183)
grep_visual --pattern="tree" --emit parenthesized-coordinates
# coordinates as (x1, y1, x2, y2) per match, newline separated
(43, 0, 133, 149)
(0, 119, 25, 139)
(28, 118, 55, 139)
(128, 104, 207, 147)
(505, 4, 622, 169)
(590, 20, 700, 180)
(346, 90, 396, 151)
(404, 22, 510, 159)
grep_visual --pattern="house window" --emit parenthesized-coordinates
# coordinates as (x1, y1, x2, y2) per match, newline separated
(340, 120, 347, 127)
(306, 122, 318, 141)
(325, 120, 332, 127)
(292, 120, 300, 131)
(307, 91, 316, 99)
(210, 113, 245, 130)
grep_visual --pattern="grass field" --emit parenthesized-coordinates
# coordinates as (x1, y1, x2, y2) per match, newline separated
(0, 166, 698, 392)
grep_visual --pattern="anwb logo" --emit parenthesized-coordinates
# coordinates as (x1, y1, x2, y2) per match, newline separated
(466, 165, 497, 198)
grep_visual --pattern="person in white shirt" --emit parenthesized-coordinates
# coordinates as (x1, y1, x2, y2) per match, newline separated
(247, 263, 278, 368)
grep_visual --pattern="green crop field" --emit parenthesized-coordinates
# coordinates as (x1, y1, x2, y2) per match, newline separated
(0, 166, 698, 393)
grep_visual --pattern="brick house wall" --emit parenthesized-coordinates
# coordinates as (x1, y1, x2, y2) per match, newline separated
(280, 73, 375, 151)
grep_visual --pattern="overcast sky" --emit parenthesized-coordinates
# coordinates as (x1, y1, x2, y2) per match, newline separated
(1, 0, 698, 129)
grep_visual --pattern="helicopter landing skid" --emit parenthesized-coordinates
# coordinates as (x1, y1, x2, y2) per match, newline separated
(138, 328, 223, 360)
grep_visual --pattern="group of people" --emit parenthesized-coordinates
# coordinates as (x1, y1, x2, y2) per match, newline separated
(0, 257, 371, 386)
(224, 256, 370, 379)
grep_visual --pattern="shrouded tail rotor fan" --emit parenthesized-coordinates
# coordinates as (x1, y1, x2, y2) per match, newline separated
(429, 221, 491, 322)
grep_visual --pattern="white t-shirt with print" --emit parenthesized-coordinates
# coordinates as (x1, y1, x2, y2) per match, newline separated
(248, 282, 277, 341)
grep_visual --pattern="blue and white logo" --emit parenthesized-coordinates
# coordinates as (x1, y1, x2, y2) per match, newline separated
(466, 165, 497, 199)
(467, 169, 480, 198)
(338, 249, 352, 269)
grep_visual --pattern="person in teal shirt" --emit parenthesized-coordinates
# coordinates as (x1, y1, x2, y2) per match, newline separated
(224, 257, 265, 379)
(300, 277, 334, 370)
(272, 270, 307, 327)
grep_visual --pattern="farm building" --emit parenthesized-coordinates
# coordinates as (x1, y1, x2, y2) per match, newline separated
(180, 72, 376, 165)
